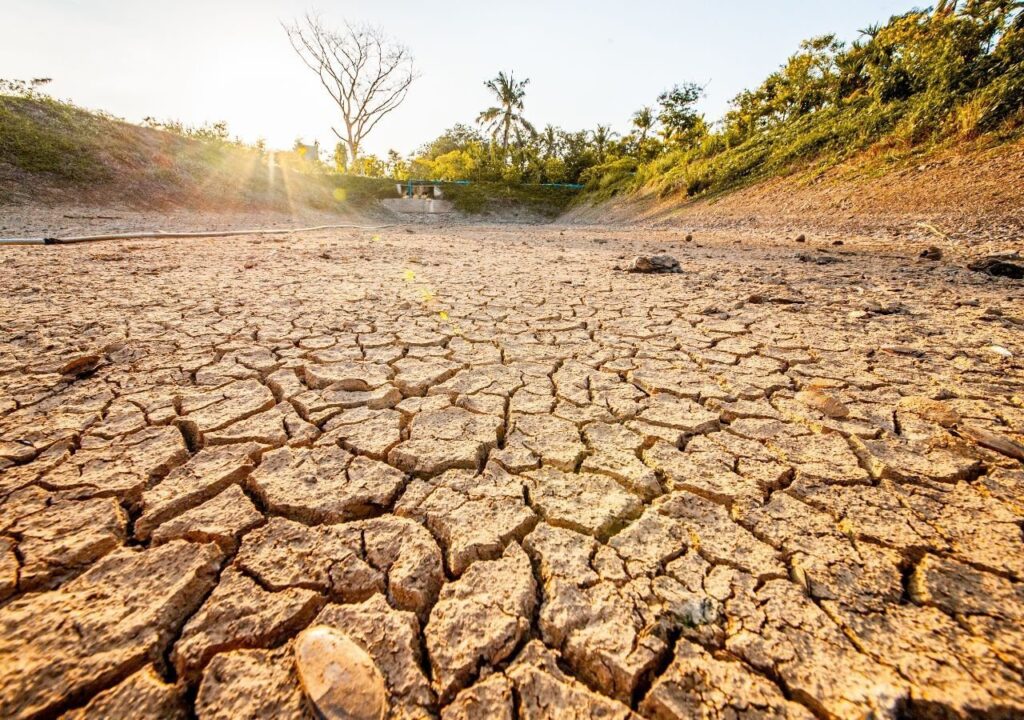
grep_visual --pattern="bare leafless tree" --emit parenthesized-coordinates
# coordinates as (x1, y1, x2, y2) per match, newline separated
(284, 14, 415, 165)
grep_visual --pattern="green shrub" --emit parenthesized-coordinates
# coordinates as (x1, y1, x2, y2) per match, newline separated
(582, 3, 1024, 203)
(0, 96, 107, 182)
(444, 182, 577, 217)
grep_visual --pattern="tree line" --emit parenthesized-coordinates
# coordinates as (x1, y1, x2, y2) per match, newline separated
(288, 1, 1022, 189)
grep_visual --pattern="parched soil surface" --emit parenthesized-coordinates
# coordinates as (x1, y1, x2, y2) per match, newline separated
(1, 220, 1023, 719)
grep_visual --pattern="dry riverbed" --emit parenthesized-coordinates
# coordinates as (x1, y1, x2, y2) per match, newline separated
(1, 222, 1023, 719)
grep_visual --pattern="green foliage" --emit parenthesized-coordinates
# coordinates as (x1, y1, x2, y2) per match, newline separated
(334, 142, 349, 172)
(327, 174, 397, 203)
(400, 72, 614, 186)
(0, 94, 107, 182)
(657, 83, 706, 145)
(429, 149, 478, 180)
(443, 182, 577, 217)
(406, 122, 601, 185)
(579, 158, 638, 202)
(477, 71, 534, 158)
(0, 87, 394, 213)
(143, 117, 238, 144)
(385, 149, 409, 180)
(584, 1, 1024, 202)
(349, 154, 386, 177)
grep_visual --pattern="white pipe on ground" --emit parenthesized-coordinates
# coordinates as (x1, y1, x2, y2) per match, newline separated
(0, 237, 49, 245)
(0, 223, 397, 246)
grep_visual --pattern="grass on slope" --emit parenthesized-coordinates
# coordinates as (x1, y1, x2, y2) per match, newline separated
(0, 94, 578, 217)
(0, 95, 408, 212)
(443, 182, 578, 218)
(0, 95, 109, 183)
(580, 6, 1024, 205)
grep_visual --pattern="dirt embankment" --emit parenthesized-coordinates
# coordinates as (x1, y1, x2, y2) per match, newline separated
(563, 139, 1024, 253)
(0, 96, 389, 217)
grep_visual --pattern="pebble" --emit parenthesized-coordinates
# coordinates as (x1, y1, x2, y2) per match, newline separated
(294, 625, 388, 720)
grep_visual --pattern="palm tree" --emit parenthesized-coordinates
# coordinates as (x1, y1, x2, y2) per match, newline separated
(591, 124, 618, 162)
(541, 124, 560, 159)
(631, 107, 656, 144)
(477, 71, 534, 159)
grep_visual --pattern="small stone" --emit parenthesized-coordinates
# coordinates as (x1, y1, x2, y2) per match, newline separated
(796, 253, 840, 265)
(920, 246, 943, 260)
(60, 353, 101, 377)
(312, 595, 434, 714)
(795, 388, 849, 418)
(968, 254, 1024, 279)
(294, 625, 388, 720)
(626, 255, 682, 274)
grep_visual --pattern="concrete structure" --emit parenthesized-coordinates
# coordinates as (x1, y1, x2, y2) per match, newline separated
(395, 183, 445, 200)
(381, 198, 454, 214)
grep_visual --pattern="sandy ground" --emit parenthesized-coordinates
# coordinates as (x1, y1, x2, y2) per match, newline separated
(1, 218, 1023, 719)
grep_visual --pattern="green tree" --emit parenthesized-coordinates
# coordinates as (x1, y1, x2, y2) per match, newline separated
(541, 124, 561, 158)
(657, 83, 705, 145)
(351, 154, 385, 177)
(477, 71, 534, 160)
(591, 124, 618, 162)
(631, 106, 656, 144)
(543, 156, 568, 183)
(386, 149, 409, 179)
(559, 130, 599, 182)
(430, 149, 477, 180)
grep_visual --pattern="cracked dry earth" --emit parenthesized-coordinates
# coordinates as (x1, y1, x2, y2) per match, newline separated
(1, 223, 1023, 720)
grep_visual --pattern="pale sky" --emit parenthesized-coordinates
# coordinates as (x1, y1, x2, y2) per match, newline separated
(1, 0, 914, 157)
